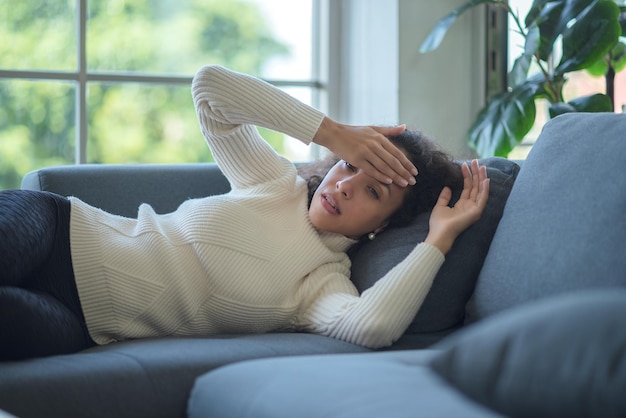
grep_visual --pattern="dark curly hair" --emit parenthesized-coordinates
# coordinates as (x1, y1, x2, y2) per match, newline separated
(298, 129, 463, 231)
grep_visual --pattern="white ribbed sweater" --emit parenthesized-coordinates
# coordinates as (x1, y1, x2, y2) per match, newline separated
(68, 65, 444, 348)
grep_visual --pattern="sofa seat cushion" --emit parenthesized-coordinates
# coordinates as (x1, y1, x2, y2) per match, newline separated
(430, 289, 626, 418)
(0, 333, 367, 418)
(188, 350, 504, 418)
(188, 290, 626, 418)
(466, 112, 626, 322)
(350, 157, 519, 335)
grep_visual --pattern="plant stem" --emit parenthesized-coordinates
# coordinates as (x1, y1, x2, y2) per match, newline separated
(606, 65, 616, 110)
(542, 64, 561, 102)
(505, 2, 526, 37)
(505, 1, 561, 103)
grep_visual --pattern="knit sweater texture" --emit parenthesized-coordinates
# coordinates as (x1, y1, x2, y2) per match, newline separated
(69, 65, 444, 348)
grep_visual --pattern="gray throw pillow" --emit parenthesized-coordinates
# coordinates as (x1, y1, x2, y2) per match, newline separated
(429, 289, 626, 418)
(349, 157, 519, 334)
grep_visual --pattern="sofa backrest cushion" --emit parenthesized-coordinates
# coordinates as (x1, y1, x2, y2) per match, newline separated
(430, 289, 626, 418)
(21, 163, 231, 218)
(465, 112, 626, 323)
(350, 157, 519, 334)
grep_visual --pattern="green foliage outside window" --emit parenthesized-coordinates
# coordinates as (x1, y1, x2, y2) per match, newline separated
(0, 0, 291, 190)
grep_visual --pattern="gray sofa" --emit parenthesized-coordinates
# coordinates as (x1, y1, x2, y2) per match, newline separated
(1, 112, 625, 418)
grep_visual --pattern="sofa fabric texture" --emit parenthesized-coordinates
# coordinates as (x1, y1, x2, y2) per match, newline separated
(0, 334, 367, 418)
(188, 350, 505, 418)
(21, 163, 231, 218)
(431, 289, 626, 418)
(191, 289, 625, 418)
(465, 112, 626, 322)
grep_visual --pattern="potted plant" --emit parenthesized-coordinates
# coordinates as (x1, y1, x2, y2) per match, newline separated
(420, 0, 626, 157)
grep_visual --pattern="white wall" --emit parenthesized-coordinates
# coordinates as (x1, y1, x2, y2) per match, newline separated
(399, 0, 486, 158)
(334, 0, 486, 158)
(335, 0, 399, 127)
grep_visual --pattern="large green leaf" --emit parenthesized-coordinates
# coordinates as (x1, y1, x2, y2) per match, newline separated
(585, 40, 626, 76)
(548, 102, 578, 117)
(556, 0, 621, 74)
(419, 0, 503, 53)
(526, 0, 592, 61)
(549, 93, 613, 117)
(585, 56, 610, 76)
(509, 25, 540, 87)
(509, 54, 533, 88)
(568, 93, 614, 110)
(468, 82, 539, 157)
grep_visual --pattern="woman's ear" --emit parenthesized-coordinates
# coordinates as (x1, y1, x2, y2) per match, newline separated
(373, 222, 389, 235)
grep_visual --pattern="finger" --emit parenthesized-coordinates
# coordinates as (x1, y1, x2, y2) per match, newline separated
(381, 139, 419, 177)
(435, 186, 452, 208)
(478, 164, 487, 185)
(459, 162, 472, 201)
(478, 165, 489, 197)
(363, 142, 415, 187)
(372, 126, 418, 177)
(476, 178, 490, 210)
(371, 152, 415, 187)
(475, 163, 488, 204)
(374, 124, 406, 137)
(359, 158, 395, 185)
(469, 159, 481, 201)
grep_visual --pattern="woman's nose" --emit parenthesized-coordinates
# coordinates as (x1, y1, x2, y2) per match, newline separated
(336, 179, 353, 198)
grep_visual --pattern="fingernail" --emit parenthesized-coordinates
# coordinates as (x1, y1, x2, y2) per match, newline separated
(408, 177, 416, 185)
(399, 179, 408, 187)
(411, 168, 418, 176)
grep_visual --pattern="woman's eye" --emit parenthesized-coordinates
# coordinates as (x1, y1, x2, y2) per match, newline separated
(344, 161, 356, 171)
(368, 187, 380, 199)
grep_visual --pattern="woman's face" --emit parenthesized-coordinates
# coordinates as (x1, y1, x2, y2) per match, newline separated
(308, 160, 409, 239)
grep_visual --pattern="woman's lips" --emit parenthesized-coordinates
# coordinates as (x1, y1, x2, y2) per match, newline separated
(321, 193, 340, 215)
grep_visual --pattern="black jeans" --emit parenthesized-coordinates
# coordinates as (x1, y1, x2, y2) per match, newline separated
(0, 190, 95, 361)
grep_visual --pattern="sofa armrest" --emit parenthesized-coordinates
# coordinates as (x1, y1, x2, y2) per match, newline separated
(21, 163, 231, 217)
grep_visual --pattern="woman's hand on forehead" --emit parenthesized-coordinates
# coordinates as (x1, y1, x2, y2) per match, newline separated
(313, 117, 418, 187)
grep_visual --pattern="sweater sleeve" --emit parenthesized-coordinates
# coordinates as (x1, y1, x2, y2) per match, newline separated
(297, 242, 445, 349)
(192, 65, 325, 190)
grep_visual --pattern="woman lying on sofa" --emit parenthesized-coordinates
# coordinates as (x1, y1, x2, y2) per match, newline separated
(0, 65, 489, 361)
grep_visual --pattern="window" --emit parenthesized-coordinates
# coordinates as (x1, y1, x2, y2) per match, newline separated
(0, 0, 325, 189)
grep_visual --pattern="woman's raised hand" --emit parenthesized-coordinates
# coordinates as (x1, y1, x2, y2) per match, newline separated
(425, 159, 490, 255)
(312, 117, 418, 187)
